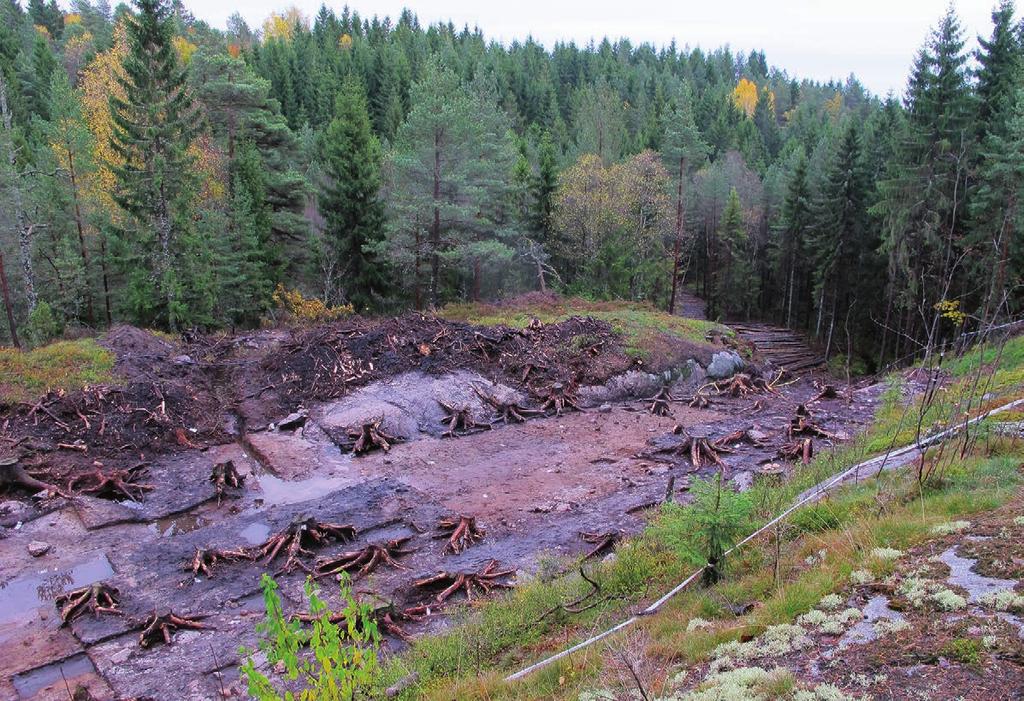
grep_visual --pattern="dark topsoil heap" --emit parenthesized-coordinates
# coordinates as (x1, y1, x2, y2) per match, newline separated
(0, 311, 716, 485)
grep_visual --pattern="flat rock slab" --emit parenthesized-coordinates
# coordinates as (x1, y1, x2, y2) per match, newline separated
(316, 370, 523, 440)
(73, 452, 221, 529)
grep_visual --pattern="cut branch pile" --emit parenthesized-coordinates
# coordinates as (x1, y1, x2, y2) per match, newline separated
(414, 559, 514, 603)
(580, 530, 620, 560)
(55, 583, 121, 625)
(346, 418, 397, 455)
(435, 515, 485, 554)
(787, 404, 840, 440)
(68, 463, 154, 501)
(185, 546, 252, 577)
(539, 382, 583, 416)
(314, 537, 412, 578)
(644, 386, 680, 416)
(209, 460, 244, 503)
(473, 386, 542, 424)
(139, 611, 209, 648)
(257, 518, 357, 574)
(437, 400, 492, 438)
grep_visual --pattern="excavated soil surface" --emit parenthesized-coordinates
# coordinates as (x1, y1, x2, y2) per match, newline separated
(0, 316, 881, 700)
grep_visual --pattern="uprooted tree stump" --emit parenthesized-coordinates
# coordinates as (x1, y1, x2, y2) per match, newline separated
(437, 400, 492, 438)
(55, 583, 121, 625)
(435, 515, 485, 554)
(809, 383, 839, 403)
(688, 392, 712, 409)
(185, 546, 252, 577)
(139, 611, 209, 648)
(1, 454, 66, 496)
(778, 438, 814, 464)
(257, 518, 357, 574)
(665, 432, 730, 470)
(347, 418, 397, 455)
(209, 460, 245, 503)
(473, 386, 542, 424)
(645, 386, 680, 416)
(539, 382, 583, 416)
(314, 537, 413, 578)
(414, 559, 514, 603)
(68, 463, 154, 502)
(787, 404, 840, 440)
(710, 373, 777, 398)
(712, 427, 768, 450)
(580, 530, 620, 560)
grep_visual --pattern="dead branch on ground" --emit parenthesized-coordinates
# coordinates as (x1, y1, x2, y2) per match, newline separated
(580, 530, 620, 560)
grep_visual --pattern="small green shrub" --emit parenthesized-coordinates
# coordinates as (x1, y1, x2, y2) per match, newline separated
(24, 301, 64, 348)
(240, 573, 381, 700)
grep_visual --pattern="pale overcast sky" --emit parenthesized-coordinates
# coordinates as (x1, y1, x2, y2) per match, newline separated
(190, 0, 997, 96)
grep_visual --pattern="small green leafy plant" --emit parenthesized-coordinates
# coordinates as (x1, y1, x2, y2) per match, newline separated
(240, 573, 381, 700)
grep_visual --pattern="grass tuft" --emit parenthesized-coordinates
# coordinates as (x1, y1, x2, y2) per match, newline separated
(0, 338, 115, 404)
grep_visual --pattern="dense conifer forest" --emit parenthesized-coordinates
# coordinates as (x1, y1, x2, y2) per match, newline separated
(0, 0, 1021, 371)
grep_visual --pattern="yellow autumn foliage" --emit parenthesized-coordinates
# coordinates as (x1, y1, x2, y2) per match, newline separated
(273, 285, 353, 324)
(825, 91, 843, 120)
(262, 6, 308, 42)
(732, 78, 758, 118)
(79, 21, 128, 217)
(64, 13, 82, 24)
(172, 35, 198, 64)
(339, 33, 353, 50)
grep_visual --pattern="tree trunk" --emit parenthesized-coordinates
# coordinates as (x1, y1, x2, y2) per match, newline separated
(67, 152, 95, 324)
(1, 72, 38, 312)
(413, 227, 423, 311)
(668, 157, 686, 315)
(472, 259, 481, 302)
(429, 129, 441, 309)
(99, 231, 113, 325)
(0, 251, 20, 348)
(156, 183, 176, 330)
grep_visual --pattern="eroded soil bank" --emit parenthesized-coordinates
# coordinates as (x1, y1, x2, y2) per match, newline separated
(0, 314, 880, 700)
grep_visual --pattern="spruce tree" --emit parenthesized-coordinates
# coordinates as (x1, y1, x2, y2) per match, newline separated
(975, 0, 1019, 139)
(319, 75, 387, 312)
(777, 154, 813, 328)
(109, 0, 200, 329)
(531, 130, 559, 245)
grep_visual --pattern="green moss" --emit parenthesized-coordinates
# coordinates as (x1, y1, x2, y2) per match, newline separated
(0, 339, 116, 404)
(940, 637, 982, 665)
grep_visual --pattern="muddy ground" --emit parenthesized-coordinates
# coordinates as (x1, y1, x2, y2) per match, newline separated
(0, 313, 881, 700)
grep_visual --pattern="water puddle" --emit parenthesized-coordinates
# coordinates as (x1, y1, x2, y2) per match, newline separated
(939, 547, 1016, 602)
(13, 654, 96, 698)
(835, 594, 906, 650)
(250, 472, 353, 508)
(239, 521, 271, 545)
(0, 552, 114, 624)
(154, 512, 209, 537)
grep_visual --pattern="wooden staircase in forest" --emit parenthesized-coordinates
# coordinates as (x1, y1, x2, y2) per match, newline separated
(730, 322, 827, 373)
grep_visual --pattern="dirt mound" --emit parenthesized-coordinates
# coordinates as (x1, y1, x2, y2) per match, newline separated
(99, 325, 177, 375)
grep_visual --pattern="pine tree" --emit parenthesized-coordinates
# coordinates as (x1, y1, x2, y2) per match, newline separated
(319, 75, 387, 312)
(712, 188, 755, 319)
(975, 0, 1019, 139)
(109, 0, 201, 329)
